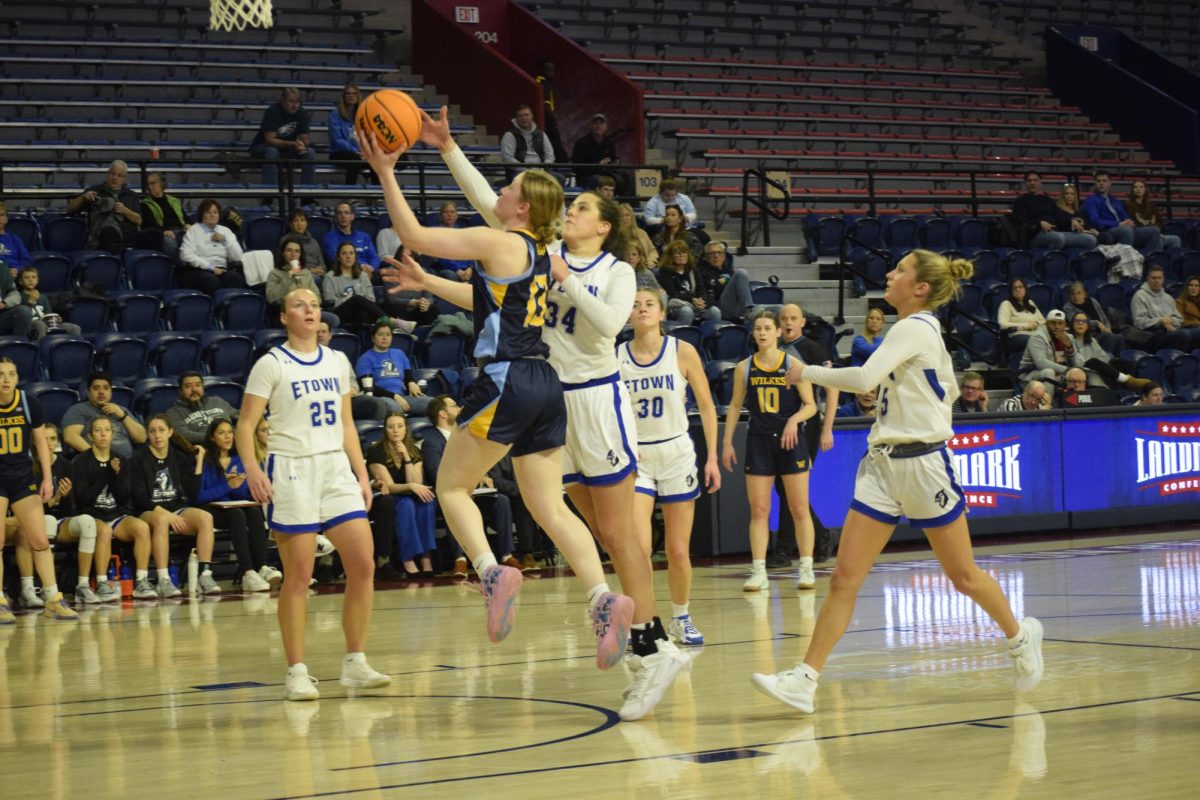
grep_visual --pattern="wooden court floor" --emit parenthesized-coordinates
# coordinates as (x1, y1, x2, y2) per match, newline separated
(2, 529, 1198, 799)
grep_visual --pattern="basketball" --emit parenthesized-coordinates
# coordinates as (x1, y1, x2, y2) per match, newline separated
(355, 89, 423, 155)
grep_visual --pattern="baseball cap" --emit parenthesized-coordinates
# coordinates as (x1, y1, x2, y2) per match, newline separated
(1045, 309, 1066, 322)
(591, 113, 607, 122)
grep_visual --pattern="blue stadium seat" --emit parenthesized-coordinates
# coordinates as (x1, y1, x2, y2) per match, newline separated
(355, 418, 384, 450)
(200, 332, 254, 382)
(92, 333, 149, 386)
(44, 217, 87, 253)
(419, 333, 467, 369)
(706, 322, 750, 361)
(328, 330, 360, 363)
(64, 295, 112, 334)
(306, 216, 333, 241)
(1166, 353, 1198, 400)
(921, 218, 955, 252)
(407, 417, 434, 442)
(353, 216, 380, 241)
(885, 216, 920, 259)
(813, 217, 848, 259)
(109, 383, 134, 412)
(954, 283, 986, 319)
(113, 291, 162, 335)
(201, 377, 243, 410)
(70, 251, 124, 289)
(1026, 283, 1054, 315)
(146, 332, 201, 378)
(162, 289, 214, 332)
(666, 325, 704, 360)
(705, 359, 738, 405)
(25, 382, 78, 427)
(213, 289, 265, 332)
(1037, 251, 1071, 283)
(254, 329, 288, 353)
(124, 250, 174, 294)
(1077, 250, 1108, 283)
(0, 336, 39, 380)
(970, 251, 1002, 283)
(38, 335, 96, 386)
(1133, 354, 1167, 388)
(1003, 250, 1036, 283)
(30, 253, 71, 293)
(133, 377, 179, 419)
(6, 213, 41, 251)
(750, 285, 784, 306)
(244, 216, 285, 251)
(458, 365, 479, 399)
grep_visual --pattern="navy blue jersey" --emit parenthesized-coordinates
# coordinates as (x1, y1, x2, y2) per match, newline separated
(471, 229, 551, 363)
(745, 351, 801, 435)
(0, 390, 44, 478)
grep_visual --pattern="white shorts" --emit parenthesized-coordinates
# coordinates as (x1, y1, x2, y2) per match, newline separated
(850, 444, 965, 530)
(561, 374, 638, 486)
(266, 450, 366, 534)
(634, 434, 700, 503)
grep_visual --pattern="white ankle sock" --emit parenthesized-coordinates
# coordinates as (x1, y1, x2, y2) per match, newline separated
(1007, 628, 1028, 648)
(136, 569, 148, 582)
(800, 664, 820, 682)
(76, 577, 89, 588)
(472, 553, 498, 575)
(586, 583, 611, 610)
(44, 584, 58, 599)
(344, 652, 365, 664)
(156, 568, 171, 583)
(799, 556, 813, 568)
(671, 603, 689, 619)
(20, 576, 34, 591)
(752, 559, 766, 573)
(288, 662, 308, 675)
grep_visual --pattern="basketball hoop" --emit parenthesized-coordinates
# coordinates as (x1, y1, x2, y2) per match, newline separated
(210, 0, 274, 31)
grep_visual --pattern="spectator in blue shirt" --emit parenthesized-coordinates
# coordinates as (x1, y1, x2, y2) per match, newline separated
(0, 202, 33, 274)
(1081, 172, 1163, 252)
(354, 321, 431, 416)
(642, 179, 698, 227)
(850, 307, 886, 366)
(835, 389, 878, 419)
(328, 82, 368, 186)
(321, 202, 380, 270)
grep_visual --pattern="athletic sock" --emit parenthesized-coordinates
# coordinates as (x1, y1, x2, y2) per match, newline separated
(752, 559, 766, 573)
(1007, 628, 1028, 649)
(200, 562, 212, 575)
(800, 664, 820, 682)
(136, 569, 148, 582)
(44, 584, 59, 599)
(76, 576, 89, 588)
(344, 652, 366, 665)
(671, 603, 689, 619)
(472, 553, 498, 575)
(586, 583, 612, 610)
(156, 568, 171, 583)
(19, 576, 33, 591)
(799, 556, 813, 568)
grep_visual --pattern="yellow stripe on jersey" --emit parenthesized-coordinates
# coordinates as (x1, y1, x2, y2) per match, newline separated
(466, 398, 500, 439)
(752, 351, 787, 373)
(0, 393, 20, 414)
(490, 280, 509, 308)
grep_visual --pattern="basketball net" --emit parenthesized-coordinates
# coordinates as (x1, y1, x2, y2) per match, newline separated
(210, 0, 274, 31)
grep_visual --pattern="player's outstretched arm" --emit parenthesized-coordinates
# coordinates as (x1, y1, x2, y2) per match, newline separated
(420, 106, 502, 230)
(379, 253, 473, 310)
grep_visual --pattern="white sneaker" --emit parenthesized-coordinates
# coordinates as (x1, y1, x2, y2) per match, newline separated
(1009, 617, 1044, 692)
(74, 584, 101, 605)
(198, 571, 223, 595)
(796, 564, 815, 590)
(20, 585, 44, 609)
(667, 615, 704, 646)
(259, 565, 283, 587)
(618, 639, 690, 722)
(132, 577, 158, 600)
(339, 657, 392, 690)
(95, 581, 120, 603)
(314, 535, 335, 557)
(156, 577, 182, 599)
(743, 570, 769, 592)
(284, 665, 320, 701)
(241, 569, 271, 593)
(752, 666, 818, 714)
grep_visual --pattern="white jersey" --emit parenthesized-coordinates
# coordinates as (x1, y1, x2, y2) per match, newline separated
(544, 250, 636, 384)
(803, 311, 957, 446)
(619, 336, 689, 443)
(244, 344, 353, 457)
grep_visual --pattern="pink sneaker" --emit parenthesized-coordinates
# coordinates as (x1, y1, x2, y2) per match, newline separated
(479, 564, 523, 643)
(590, 592, 634, 670)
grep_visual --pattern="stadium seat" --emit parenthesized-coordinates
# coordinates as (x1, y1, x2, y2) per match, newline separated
(1003, 250, 1036, 283)
(705, 359, 738, 405)
(70, 251, 124, 289)
(200, 332, 254, 382)
(970, 250, 1002, 283)
(355, 418, 384, 450)
(93, 333, 149, 386)
(956, 218, 988, 257)
(25, 382, 78, 427)
(0, 336, 39, 380)
(162, 289, 214, 332)
(213, 289, 265, 332)
(1077, 250, 1108, 283)
(44, 217, 87, 253)
(254, 329, 288, 353)
(113, 291, 162, 335)
(921, 218, 955, 252)
(886, 216, 920, 259)
(201, 377, 243, 409)
(5, 213, 41, 251)
(1037, 251, 1071, 283)
(125, 250, 174, 294)
(243, 216, 285, 251)
(30, 253, 72, 293)
(419, 333, 468, 369)
(64, 295, 112, 334)
(328, 331, 361, 363)
(133, 377, 179, 418)
(353, 216, 380, 241)
(109, 383, 134, 411)
(39, 335, 96, 387)
(146, 331, 201, 378)
(1026, 283, 1054, 315)
(1166, 353, 1199, 401)
(666, 325, 704, 359)
(706, 322, 750, 361)
(750, 285, 784, 306)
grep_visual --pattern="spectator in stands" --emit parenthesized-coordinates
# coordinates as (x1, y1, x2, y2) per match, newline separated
(129, 414, 218, 594)
(997, 278, 1045, 354)
(355, 321, 431, 416)
(652, 205, 703, 262)
(177, 199, 247, 294)
(266, 239, 323, 322)
(658, 240, 718, 325)
(851, 308, 886, 366)
(8, 267, 77, 339)
(570, 113, 630, 195)
(283, 209, 326, 275)
(163, 372, 236, 446)
(1082, 172, 1163, 251)
(367, 411, 436, 580)
(626, 237, 661, 291)
(315, 320, 388, 421)
(1178, 275, 1200, 329)
(1070, 311, 1148, 391)
(835, 389, 877, 418)
(65, 160, 152, 254)
(0, 201, 33, 274)
(492, 452, 541, 571)
(1126, 180, 1182, 249)
(594, 175, 617, 201)
(1011, 171, 1098, 250)
(421, 395, 518, 578)
(1019, 309, 1080, 386)
(249, 87, 316, 187)
(424, 202, 475, 281)
(139, 172, 188, 261)
(197, 418, 278, 592)
(382, 244, 438, 327)
(322, 202, 380, 271)
(1063, 281, 1124, 354)
(535, 61, 569, 163)
(619, 203, 656, 263)
(1135, 381, 1164, 406)
(1131, 264, 1200, 350)
(322, 242, 413, 333)
(500, 103, 556, 169)
(328, 82, 367, 185)
(697, 240, 757, 322)
(62, 372, 147, 460)
(643, 179, 698, 227)
(953, 371, 988, 412)
(997, 381, 1048, 412)
(1053, 367, 1090, 408)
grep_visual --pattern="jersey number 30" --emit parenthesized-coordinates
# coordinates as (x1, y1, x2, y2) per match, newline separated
(310, 400, 337, 427)
(636, 396, 664, 419)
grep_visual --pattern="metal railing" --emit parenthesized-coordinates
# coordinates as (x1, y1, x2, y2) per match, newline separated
(736, 162, 791, 253)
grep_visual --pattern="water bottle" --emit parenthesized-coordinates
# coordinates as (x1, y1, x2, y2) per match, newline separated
(108, 555, 120, 582)
(169, 565, 180, 586)
(187, 549, 199, 595)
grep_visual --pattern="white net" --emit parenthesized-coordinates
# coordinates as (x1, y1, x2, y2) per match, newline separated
(210, 0, 274, 31)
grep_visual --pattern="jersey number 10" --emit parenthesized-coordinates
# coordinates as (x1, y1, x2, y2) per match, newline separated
(756, 386, 780, 413)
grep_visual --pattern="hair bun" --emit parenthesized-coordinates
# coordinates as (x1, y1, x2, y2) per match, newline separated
(948, 258, 974, 282)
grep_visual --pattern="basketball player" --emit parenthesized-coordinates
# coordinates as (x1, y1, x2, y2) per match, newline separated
(359, 134, 638, 680)
(752, 251, 1045, 713)
(721, 311, 818, 591)
(386, 107, 692, 721)
(237, 287, 392, 701)
(619, 288, 721, 645)
(0, 357, 76, 620)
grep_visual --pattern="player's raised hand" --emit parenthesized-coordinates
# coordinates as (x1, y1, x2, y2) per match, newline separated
(379, 252, 428, 293)
(550, 253, 570, 284)
(359, 130, 403, 175)
(419, 105, 454, 152)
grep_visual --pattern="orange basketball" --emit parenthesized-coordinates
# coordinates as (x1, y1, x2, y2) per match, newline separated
(355, 89, 422, 155)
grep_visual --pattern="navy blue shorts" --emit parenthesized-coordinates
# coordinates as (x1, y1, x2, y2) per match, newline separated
(460, 359, 567, 457)
(744, 432, 810, 476)
(0, 467, 39, 504)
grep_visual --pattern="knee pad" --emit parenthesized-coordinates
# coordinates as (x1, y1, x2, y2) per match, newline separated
(44, 514, 58, 543)
(70, 515, 98, 555)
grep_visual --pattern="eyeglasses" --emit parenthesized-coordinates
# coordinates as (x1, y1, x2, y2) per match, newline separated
(962, 385, 984, 392)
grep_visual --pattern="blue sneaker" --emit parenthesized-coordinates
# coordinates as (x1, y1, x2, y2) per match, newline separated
(668, 615, 704, 645)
